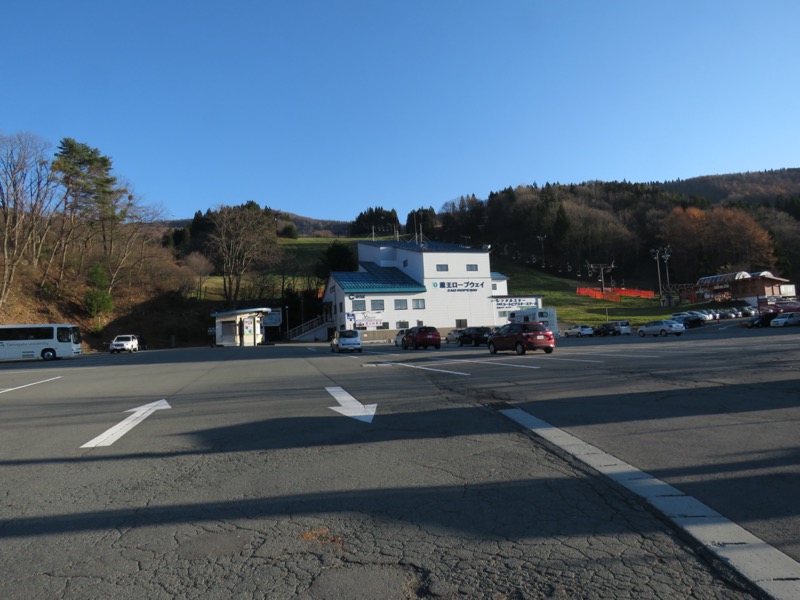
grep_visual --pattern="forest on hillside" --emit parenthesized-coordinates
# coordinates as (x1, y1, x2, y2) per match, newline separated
(2, 131, 800, 339)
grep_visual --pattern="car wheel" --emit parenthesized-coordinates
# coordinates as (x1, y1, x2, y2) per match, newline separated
(331, 346, 335, 353)
(435, 344, 441, 349)
(659, 330, 667, 337)
(358, 349, 363, 352)
(413, 341, 419, 350)
(458, 339, 464, 347)
(638, 330, 645, 337)
(488, 343, 497, 354)
(577, 332, 582, 338)
(473, 340, 479, 347)
(563, 332, 569, 337)
(515, 342, 526, 355)
(41, 348, 56, 361)
(402, 340, 408, 350)
(544, 347, 554, 354)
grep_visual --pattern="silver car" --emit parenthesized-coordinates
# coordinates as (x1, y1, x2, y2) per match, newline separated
(444, 329, 464, 344)
(637, 320, 685, 337)
(331, 329, 363, 353)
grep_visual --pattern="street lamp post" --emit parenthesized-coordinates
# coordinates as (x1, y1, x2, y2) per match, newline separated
(661, 246, 672, 289)
(285, 305, 289, 339)
(650, 248, 664, 296)
(650, 246, 671, 297)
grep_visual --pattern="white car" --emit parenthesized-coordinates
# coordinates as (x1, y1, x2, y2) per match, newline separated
(638, 320, 685, 337)
(331, 329, 363, 353)
(444, 329, 464, 344)
(109, 334, 139, 353)
(394, 329, 408, 347)
(770, 312, 800, 327)
(563, 324, 594, 337)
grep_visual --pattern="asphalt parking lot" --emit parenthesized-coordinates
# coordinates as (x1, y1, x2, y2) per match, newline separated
(1, 321, 797, 599)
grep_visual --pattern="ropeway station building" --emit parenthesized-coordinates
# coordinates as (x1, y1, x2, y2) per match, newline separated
(321, 240, 542, 338)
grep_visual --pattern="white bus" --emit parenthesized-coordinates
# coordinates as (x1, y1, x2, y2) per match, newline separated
(0, 324, 83, 361)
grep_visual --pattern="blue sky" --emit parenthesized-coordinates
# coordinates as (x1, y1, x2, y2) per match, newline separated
(4, 1, 798, 222)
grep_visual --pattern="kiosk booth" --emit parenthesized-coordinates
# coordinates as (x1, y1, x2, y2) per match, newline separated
(210, 308, 271, 347)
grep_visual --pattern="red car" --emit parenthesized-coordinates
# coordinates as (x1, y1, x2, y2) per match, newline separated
(401, 326, 441, 350)
(487, 322, 555, 355)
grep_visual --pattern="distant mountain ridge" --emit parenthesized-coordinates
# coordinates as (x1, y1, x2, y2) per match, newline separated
(659, 167, 800, 203)
(166, 168, 800, 233)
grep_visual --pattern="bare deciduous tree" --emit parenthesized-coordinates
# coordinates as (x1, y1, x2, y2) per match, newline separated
(208, 202, 280, 307)
(0, 133, 59, 308)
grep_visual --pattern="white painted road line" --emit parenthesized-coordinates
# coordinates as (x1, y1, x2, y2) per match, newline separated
(0, 376, 62, 395)
(499, 407, 800, 600)
(81, 400, 171, 448)
(388, 362, 470, 376)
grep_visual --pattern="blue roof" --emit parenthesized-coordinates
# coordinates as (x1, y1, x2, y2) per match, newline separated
(331, 263, 426, 293)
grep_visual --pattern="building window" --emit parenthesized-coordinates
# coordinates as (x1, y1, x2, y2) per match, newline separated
(412, 299, 425, 309)
(396, 320, 409, 329)
(339, 302, 343, 312)
(436, 264, 449, 272)
(456, 319, 468, 328)
(394, 299, 408, 310)
(370, 299, 385, 311)
(352, 299, 366, 311)
(378, 322, 389, 330)
(467, 264, 478, 272)
(492, 283, 497, 291)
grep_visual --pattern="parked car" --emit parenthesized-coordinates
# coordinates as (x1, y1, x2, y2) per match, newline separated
(637, 320, 685, 337)
(394, 329, 408, 347)
(331, 329, 363, 353)
(401, 326, 441, 350)
(487, 322, 555, 355)
(770, 312, 800, 327)
(671, 314, 704, 328)
(563, 324, 594, 337)
(444, 329, 464, 344)
(458, 326, 492, 346)
(109, 334, 139, 353)
(593, 323, 617, 336)
(744, 312, 779, 328)
(607, 320, 632, 335)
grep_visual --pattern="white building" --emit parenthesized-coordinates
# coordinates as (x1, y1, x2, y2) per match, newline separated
(210, 307, 271, 346)
(322, 240, 542, 335)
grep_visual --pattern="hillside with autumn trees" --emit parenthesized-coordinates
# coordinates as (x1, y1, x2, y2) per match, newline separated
(2, 131, 799, 348)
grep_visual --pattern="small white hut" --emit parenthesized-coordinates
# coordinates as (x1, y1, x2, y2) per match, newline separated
(210, 308, 272, 347)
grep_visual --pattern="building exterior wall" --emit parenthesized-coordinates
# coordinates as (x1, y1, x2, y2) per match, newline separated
(324, 242, 540, 334)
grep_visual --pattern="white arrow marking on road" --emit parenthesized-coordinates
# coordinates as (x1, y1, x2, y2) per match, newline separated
(81, 400, 171, 448)
(326, 386, 376, 423)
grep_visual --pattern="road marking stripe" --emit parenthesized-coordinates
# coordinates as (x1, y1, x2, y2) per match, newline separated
(387, 362, 470, 376)
(499, 407, 800, 600)
(0, 376, 62, 394)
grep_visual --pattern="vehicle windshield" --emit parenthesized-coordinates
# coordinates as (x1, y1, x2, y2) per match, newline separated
(340, 330, 359, 338)
(115, 336, 133, 342)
